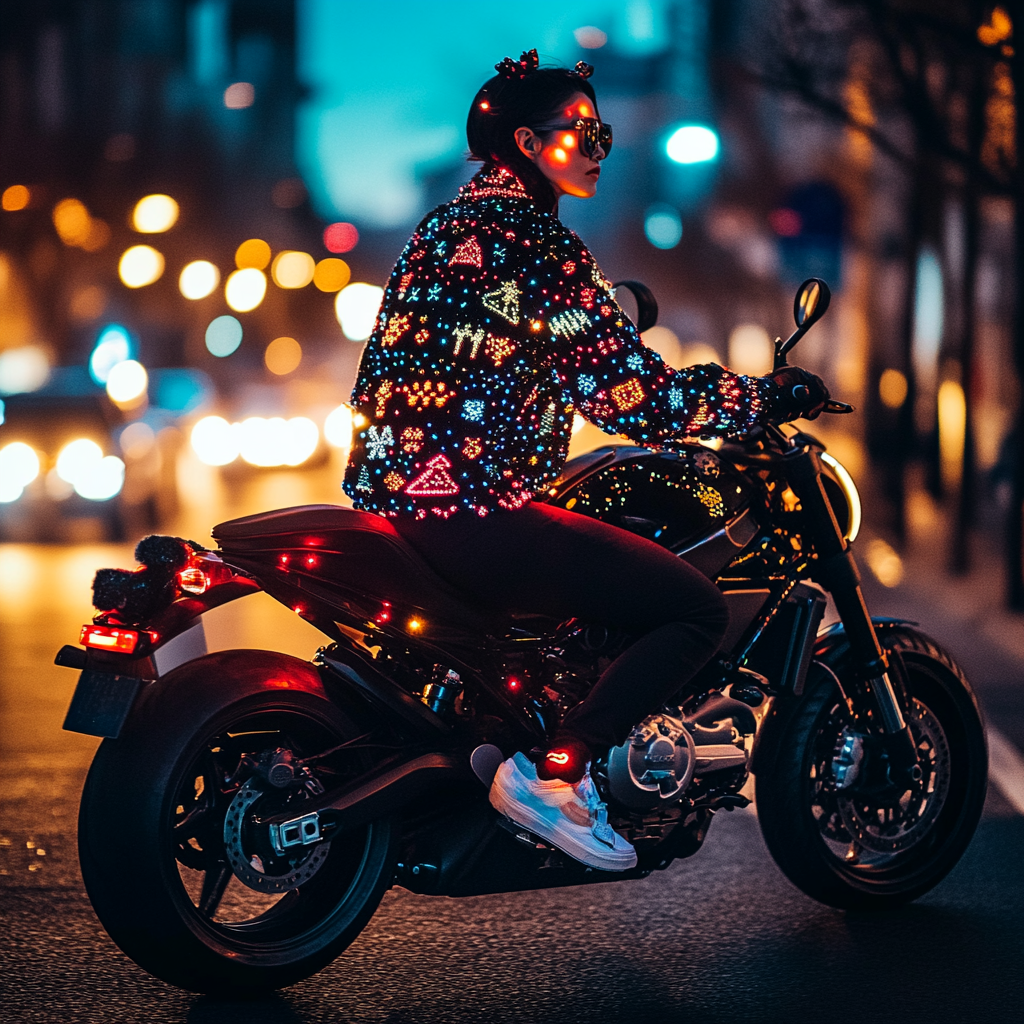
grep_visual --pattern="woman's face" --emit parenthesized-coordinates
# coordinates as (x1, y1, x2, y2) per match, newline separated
(515, 91, 607, 199)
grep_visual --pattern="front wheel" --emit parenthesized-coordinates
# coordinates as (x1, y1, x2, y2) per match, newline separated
(756, 627, 987, 910)
(79, 659, 395, 993)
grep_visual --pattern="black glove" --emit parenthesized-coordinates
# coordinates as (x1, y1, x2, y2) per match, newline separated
(764, 366, 830, 422)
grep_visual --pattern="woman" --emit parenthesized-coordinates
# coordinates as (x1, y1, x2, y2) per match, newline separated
(343, 50, 827, 871)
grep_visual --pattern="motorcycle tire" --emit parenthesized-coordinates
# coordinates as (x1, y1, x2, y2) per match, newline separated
(78, 655, 395, 993)
(755, 626, 987, 910)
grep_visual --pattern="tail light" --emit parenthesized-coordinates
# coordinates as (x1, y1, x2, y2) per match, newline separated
(80, 624, 140, 654)
(177, 553, 234, 595)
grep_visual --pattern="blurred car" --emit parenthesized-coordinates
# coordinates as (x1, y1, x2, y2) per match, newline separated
(0, 368, 179, 542)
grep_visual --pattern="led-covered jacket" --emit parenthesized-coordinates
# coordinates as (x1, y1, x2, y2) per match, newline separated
(343, 165, 770, 517)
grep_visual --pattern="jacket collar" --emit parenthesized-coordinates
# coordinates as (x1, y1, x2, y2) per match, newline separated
(458, 164, 534, 204)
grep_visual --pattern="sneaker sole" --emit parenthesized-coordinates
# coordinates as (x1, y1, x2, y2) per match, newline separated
(490, 787, 637, 872)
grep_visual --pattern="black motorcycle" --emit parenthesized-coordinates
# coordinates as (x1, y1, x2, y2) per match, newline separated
(56, 279, 987, 994)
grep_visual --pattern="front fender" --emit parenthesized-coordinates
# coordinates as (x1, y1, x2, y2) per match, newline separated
(751, 617, 916, 778)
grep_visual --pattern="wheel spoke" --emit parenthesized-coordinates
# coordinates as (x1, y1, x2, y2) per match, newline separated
(174, 801, 212, 843)
(198, 859, 233, 919)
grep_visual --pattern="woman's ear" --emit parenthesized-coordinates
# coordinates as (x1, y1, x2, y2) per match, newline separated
(514, 127, 542, 162)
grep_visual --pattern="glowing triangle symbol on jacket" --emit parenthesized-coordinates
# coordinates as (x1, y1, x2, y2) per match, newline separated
(481, 280, 520, 324)
(405, 454, 460, 496)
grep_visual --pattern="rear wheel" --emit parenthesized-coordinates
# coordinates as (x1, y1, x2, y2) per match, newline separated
(756, 627, 987, 910)
(79, 673, 394, 993)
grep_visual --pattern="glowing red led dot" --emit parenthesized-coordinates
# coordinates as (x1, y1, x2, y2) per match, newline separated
(279, 554, 289, 564)
(507, 676, 520, 690)
(323, 222, 359, 253)
(306, 555, 316, 567)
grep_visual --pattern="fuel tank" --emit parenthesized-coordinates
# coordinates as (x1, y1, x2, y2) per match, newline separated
(545, 445, 761, 578)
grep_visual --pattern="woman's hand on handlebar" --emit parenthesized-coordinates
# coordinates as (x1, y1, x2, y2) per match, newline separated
(762, 365, 830, 422)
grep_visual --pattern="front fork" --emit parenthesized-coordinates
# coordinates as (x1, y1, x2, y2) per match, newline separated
(785, 447, 922, 783)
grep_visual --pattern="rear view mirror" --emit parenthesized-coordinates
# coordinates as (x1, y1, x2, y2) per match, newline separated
(794, 278, 831, 329)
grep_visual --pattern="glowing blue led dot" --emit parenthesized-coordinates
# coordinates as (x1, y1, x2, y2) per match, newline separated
(626, 352, 645, 371)
(462, 399, 485, 422)
(668, 388, 686, 410)
(577, 374, 597, 395)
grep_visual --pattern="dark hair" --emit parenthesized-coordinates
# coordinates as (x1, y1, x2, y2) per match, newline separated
(466, 67, 598, 212)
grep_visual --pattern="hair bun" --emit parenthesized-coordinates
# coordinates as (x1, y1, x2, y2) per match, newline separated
(573, 61, 594, 79)
(495, 48, 540, 79)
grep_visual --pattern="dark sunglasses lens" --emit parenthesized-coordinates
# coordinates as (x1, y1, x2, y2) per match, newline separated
(582, 121, 611, 157)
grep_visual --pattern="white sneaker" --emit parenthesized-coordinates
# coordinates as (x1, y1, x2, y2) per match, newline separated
(489, 752, 637, 872)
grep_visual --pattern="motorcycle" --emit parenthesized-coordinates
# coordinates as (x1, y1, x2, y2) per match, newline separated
(56, 279, 987, 994)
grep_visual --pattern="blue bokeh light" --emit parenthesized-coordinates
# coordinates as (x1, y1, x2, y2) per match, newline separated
(89, 325, 133, 384)
(205, 315, 243, 357)
(665, 124, 719, 165)
(644, 205, 683, 249)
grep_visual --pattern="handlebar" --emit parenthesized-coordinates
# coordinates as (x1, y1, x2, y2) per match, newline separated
(790, 384, 854, 415)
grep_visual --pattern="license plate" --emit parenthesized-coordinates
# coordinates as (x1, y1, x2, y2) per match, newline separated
(63, 670, 144, 738)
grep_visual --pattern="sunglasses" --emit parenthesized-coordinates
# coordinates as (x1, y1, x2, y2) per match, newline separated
(536, 117, 613, 159)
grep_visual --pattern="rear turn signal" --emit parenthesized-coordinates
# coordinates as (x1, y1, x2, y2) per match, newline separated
(80, 625, 140, 654)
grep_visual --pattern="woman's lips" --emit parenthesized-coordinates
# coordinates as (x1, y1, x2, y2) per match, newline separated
(586, 167, 601, 178)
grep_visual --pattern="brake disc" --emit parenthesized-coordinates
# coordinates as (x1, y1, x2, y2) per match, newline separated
(835, 699, 951, 854)
(223, 779, 331, 894)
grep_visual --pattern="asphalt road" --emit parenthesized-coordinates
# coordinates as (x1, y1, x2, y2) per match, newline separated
(1, 535, 1022, 1024)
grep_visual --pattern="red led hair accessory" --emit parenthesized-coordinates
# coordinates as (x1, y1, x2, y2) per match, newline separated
(495, 48, 540, 79)
(573, 61, 594, 79)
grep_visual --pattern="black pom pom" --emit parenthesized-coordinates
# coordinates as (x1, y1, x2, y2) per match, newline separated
(134, 535, 192, 573)
(91, 535, 195, 624)
(92, 568, 136, 613)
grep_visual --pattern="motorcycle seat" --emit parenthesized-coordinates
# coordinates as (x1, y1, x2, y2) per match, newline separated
(212, 504, 558, 636)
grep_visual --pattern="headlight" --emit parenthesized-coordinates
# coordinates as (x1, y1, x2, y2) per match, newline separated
(820, 452, 862, 543)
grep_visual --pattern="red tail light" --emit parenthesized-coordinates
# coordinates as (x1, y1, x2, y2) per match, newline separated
(80, 625, 140, 654)
(178, 566, 209, 595)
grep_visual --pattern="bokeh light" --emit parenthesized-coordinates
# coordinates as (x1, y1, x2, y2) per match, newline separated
(205, 315, 243, 357)
(265, 336, 302, 375)
(323, 222, 358, 253)
(644, 205, 683, 249)
(74, 455, 125, 501)
(2, 185, 29, 211)
(728, 324, 773, 375)
(666, 125, 720, 164)
(89, 325, 132, 384)
(224, 82, 255, 108)
(179, 260, 220, 300)
(225, 267, 267, 312)
(271, 251, 315, 289)
(235, 238, 271, 269)
(132, 194, 179, 233)
(879, 368, 908, 409)
(0, 441, 40, 501)
(56, 438, 103, 484)
(238, 416, 319, 467)
(313, 257, 350, 292)
(106, 359, 148, 406)
(118, 245, 165, 287)
(53, 198, 92, 246)
(0, 345, 50, 395)
(56, 440, 125, 500)
(118, 420, 156, 459)
(574, 26, 607, 48)
(324, 404, 354, 448)
(335, 282, 383, 341)
(191, 416, 239, 466)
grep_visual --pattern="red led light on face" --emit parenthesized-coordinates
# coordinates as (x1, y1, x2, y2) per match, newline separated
(80, 625, 140, 654)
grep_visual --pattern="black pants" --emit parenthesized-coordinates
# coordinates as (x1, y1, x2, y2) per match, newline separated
(394, 503, 729, 754)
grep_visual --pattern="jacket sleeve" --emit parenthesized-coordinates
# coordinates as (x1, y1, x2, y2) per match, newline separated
(533, 230, 771, 442)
